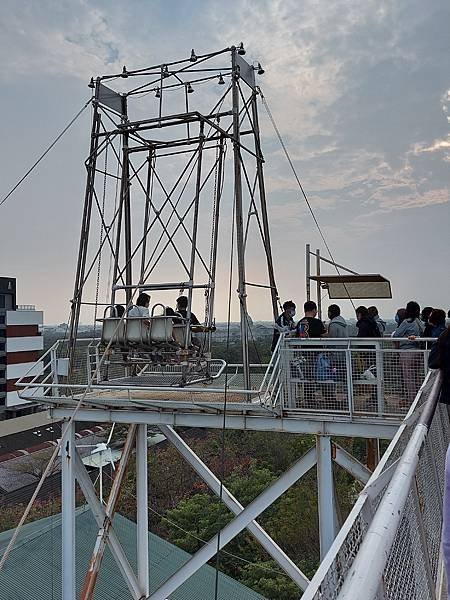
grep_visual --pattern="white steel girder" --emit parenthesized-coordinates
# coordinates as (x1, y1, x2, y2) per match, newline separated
(73, 450, 144, 600)
(159, 424, 311, 591)
(50, 407, 398, 439)
(136, 424, 150, 597)
(333, 443, 372, 485)
(147, 447, 317, 600)
(316, 435, 336, 559)
(61, 420, 76, 600)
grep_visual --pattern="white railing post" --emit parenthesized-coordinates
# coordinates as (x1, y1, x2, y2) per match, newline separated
(346, 345, 354, 418)
(50, 344, 60, 397)
(375, 341, 384, 415)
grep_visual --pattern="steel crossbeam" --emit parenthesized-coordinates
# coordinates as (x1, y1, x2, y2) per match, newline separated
(159, 424, 311, 590)
(147, 447, 316, 600)
(333, 443, 372, 484)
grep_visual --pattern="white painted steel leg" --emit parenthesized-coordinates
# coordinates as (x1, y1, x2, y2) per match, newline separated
(317, 435, 335, 559)
(73, 450, 142, 600)
(62, 420, 76, 600)
(147, 447, 317, 600)
(136, 424, 149, 597)
(159, 424, 311, 591)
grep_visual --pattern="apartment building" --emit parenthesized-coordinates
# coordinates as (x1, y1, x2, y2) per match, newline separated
(0, 277, 44, 419)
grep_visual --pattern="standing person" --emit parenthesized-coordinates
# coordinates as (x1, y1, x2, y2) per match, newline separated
(355, 306, 381, 338)
(421, 306, 434, 337)
(394, 308, 407, 328)
(428, 309, 447, 339)
(393, 301, 424, 404)
(296, 301, 325, 406)
(271, 300, 296, 352)
(428, 325, 450, 403)
(368, 306, 386, 336)
(327, 304, 348, 338)
(296, 301, 326, 339)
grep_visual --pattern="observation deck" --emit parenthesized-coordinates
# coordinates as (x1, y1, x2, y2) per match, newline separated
(18, 335, 437, 439)
(15, 334, 449, 600)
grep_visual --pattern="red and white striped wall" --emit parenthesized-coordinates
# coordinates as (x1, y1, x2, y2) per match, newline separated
(6, 309, 44, 408)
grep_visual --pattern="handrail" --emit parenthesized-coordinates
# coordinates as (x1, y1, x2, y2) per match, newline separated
(336, 370, 443, 600)
(300, 369, 438, 600)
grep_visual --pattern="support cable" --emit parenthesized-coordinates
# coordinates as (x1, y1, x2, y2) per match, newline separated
(259, 90, 355, 310)
(0, 98, 92, 208)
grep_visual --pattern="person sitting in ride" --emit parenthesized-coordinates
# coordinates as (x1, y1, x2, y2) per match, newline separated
(176, 296, 200, 325)
(128, 293, 150, 319)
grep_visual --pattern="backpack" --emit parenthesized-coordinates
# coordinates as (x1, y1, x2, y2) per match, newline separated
(316, 353, 337, 381)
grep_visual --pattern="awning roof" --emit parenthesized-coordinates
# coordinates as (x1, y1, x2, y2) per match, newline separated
(309, 274, 392, 299)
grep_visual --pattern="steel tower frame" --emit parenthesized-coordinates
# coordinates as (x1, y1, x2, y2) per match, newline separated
(67, 46, 279, 387)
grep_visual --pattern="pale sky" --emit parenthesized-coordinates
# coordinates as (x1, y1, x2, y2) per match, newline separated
(1, 0, 449, 324)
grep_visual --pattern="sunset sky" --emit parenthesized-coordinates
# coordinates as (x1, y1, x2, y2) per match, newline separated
(1, 0, 449, 324)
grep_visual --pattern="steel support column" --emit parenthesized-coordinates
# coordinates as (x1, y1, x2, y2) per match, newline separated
(159, 424, 311, 590)
(61, 420, 76, 600)
(231, 47, 250, 391)
(147, 447, 316, 600)
(136, 424, 149, 596)
(317, 435, 335, 559)
(251, 92, 279, 322)
(73, 450, 142, 599)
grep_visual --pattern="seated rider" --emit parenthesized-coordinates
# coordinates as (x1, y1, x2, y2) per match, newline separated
(176, 296, 200, 325)
(128, 293, 150, 318)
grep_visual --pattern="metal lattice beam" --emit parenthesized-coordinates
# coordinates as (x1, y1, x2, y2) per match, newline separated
(159, 424, 311, 590)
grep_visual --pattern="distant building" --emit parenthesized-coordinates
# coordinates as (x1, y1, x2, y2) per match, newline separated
(0, 277, 44, 420)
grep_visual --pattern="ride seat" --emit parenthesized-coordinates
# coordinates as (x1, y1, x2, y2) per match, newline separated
(149, 317, 173, 343)
(126, 317, 145, 345)
(101, 318, 126, 346)
(173, 324, 191, 347)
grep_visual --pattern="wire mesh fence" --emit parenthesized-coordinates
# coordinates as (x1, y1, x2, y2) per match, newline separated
(301, 370, 448, 600)
(275, 337, 434, 417)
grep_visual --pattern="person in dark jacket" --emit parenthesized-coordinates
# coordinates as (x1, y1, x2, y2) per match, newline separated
(428, 326, 450, 404)
(271, 300, 296, 351)
(428, 309, 447, 339)
(355, 306, 381, 338)
(421, 306, 434, 337)
(368, 306, 386, 336)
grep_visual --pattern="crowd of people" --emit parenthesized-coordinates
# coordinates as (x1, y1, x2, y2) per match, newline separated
(272, 299, 449, 346)
(272, 299, 450, 406)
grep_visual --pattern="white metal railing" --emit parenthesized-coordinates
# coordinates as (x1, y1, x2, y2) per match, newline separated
(302, 368, 448, 600)
(16, 304, 36, 311)
(16, 335, 439, 418)
(15, 339, 268, 404)
(265, 336, 438, 417)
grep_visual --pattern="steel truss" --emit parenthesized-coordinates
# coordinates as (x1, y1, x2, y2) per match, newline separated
(67, 46, 279, 386)
(61, 416, 377, 600)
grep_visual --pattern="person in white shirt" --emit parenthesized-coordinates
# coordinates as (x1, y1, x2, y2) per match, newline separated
(128, 293, 150, 318)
